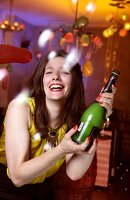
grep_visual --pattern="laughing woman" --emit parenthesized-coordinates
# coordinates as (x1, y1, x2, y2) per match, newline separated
(0, 49, 116, 200)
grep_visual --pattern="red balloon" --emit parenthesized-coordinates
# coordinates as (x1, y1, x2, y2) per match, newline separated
(64, 32, 74, 43)
(0, 44, 32, 64)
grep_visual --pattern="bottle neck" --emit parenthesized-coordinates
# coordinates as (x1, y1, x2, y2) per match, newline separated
(102, 70, 119, 93)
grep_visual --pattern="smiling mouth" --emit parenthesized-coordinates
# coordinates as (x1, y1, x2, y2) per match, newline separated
(49, 84, 64, 91)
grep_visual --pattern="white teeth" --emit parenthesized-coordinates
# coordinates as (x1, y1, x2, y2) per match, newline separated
(50, 84, 63, 90)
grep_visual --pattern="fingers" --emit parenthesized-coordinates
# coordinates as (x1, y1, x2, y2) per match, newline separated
(65, 125, 78, 139)
(80, 137, 90, 150)
(112, 85, 116, 94)
(79, 137, 98, 153)
(96, 95, 113, 111)
(88, 139, 98, 153)
(96, 86, 116, 117)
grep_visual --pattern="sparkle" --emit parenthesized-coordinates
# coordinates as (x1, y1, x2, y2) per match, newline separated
(38, 29, 54, 48)
(15, 89, 29, 104)
(85, 2, 96, 13)
(48, 51, 57, 60)
(63, 48, 81, 71)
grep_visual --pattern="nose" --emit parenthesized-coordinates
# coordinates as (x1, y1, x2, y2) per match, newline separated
(52, 73, 61, 81)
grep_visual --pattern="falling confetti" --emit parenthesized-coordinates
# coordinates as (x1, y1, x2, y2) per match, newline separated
(63, 48, 81, 71)
(38, 29, 54, 48)
(15, 88, 30, 104)
(48, 51, 57, 60)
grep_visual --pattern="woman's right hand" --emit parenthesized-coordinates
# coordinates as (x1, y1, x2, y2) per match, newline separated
(58, 125, 97, 155)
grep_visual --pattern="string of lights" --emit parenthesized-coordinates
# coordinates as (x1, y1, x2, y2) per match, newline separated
(0, 0, 25, 32)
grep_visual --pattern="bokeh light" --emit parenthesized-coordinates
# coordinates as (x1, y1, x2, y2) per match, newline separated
(85, 2, 96, 13)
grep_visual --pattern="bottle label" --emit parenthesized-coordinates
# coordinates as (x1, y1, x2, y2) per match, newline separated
(77, 114, 92, 142)
(78, 122, 84, 132)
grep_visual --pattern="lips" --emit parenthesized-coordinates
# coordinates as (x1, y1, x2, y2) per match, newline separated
(49, 84, 64, 91)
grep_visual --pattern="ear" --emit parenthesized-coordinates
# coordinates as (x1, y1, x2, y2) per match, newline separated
(0, 44, 32, 64)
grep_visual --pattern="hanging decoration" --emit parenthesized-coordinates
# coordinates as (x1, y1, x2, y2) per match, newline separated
(82, 60, 94, 77)
(38, 0, 103, 77)
(103, 0, 130, 38)
(55, 14, 103, 56)
(103, 0, 130, 82)
(0, 0, 25, 32)
(103, 13, 130, 38)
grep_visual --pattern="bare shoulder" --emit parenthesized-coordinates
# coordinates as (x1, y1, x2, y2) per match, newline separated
(6, 98, 30, 122)
(8, 98, 29, 111)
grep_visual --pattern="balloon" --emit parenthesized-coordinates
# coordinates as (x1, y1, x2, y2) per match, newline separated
(105, 13, 115, 22)
(59, 37, 65, 47)
(121, 14, 128, 21)
(119, 28, 128, 37)
(0, 44, 32, 64)
(64, 32, 74, 43)
(80, 34, 90, 47)
(103, 29, 110, 38)
(91, 36, 103, 47)
(124, 22, 130, 31)
(82, 60, 93, 77)
(74, 16, 89, 29)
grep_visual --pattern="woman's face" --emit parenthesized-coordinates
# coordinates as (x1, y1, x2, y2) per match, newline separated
(43, 56, 73, 102)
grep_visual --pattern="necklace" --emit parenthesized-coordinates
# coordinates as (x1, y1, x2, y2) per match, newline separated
(43, 129, 58, 152)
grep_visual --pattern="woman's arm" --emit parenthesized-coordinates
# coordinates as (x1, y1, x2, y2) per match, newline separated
(5, 99, 65, 187)
(66, 150, 95, 181)
(58, 126, 97, 180)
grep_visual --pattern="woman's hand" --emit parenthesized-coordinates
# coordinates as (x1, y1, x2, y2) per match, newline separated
(96, 85, 116, 118)
(62, 126, 97, 180)
(58, 125, 97, 155)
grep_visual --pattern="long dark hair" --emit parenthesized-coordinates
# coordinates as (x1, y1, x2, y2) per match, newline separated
(27, 49, 86, 137)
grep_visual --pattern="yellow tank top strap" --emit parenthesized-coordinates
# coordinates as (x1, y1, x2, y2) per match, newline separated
(27, 97, 37, 136)
(27, 97, 67, 184)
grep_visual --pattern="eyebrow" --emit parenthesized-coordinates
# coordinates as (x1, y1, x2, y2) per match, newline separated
(45, 65, 65, 70)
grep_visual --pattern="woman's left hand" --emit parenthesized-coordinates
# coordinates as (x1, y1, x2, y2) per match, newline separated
(96, 85, 116, 118)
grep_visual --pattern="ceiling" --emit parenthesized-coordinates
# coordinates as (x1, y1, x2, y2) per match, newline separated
(0, 0, 130, 28)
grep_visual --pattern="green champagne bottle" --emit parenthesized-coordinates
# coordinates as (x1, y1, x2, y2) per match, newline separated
(71, 69, 120, 150)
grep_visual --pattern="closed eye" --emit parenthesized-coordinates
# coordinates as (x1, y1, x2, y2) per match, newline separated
(45, 71, 52, 75)
(61, 71, 70, 75)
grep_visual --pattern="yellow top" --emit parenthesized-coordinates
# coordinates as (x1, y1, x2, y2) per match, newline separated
(0, 97, 66, 184)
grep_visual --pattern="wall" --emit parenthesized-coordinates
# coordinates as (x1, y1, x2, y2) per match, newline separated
(0, 18, 130, 161)
(1, 19, 130, 116)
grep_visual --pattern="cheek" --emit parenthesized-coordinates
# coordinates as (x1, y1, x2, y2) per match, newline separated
(67, 79, 73, 93)
(43, 78, 48, 93)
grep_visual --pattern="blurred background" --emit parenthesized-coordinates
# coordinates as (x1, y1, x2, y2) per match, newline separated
(0, 0, 130, 199)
